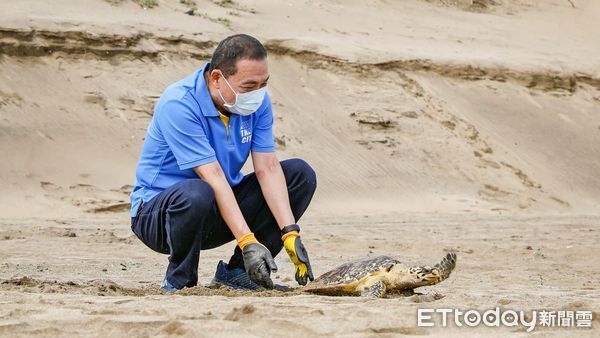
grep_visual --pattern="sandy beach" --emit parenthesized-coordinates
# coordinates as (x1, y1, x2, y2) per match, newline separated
(1, 0, 599, 336)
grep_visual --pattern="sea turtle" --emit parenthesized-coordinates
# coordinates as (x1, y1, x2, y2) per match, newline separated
(304, 252, 457, 297)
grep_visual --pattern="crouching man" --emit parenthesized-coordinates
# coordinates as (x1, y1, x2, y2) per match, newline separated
(130, 34, 316, 290)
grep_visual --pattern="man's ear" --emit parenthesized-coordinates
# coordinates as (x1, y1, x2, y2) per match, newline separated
(210, 70, 221, 88)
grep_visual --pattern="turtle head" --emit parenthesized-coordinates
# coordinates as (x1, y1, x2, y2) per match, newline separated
(406, 252, 457, 287)
(407, 265, 443, 286)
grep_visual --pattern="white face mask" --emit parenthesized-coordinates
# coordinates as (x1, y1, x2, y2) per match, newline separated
(217, 72, 267, 116)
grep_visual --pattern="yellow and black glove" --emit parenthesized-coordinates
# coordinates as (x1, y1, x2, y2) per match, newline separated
(281, 224, 314, 286)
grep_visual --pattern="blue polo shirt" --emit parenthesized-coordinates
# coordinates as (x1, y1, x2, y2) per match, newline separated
(129, 63, 276, 217)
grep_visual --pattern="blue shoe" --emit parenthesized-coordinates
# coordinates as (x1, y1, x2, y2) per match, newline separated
(160, 278, 178, 292)
(210, 260, 264, 290)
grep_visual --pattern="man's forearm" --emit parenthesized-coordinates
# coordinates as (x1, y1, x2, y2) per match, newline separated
(255, 160, 296, 230)
(194, 163, 250, 240)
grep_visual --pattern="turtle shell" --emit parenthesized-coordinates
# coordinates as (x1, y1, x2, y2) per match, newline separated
(309, 255, 400, 288)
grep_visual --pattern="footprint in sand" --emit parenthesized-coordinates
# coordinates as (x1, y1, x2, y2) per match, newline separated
(224, 304, 256, 321)
(83, 92, 107, 110)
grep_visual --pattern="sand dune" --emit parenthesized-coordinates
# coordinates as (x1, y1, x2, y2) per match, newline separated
(1, 0, 599, 336)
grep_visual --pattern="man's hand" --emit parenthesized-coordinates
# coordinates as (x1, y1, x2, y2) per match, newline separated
(238, 233, 278, 289)
(281, 224, 314, 286)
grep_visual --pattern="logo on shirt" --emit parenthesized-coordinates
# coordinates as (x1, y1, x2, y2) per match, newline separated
(240, 120, 252, 144)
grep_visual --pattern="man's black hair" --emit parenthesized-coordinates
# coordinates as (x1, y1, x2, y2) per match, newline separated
(208, 34, 267, 77)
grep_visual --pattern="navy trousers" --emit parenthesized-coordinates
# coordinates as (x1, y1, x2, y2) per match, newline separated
(130, 158, 317, 289)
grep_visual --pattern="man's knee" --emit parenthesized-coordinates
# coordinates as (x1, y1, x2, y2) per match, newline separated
(173, 179, 215, 215)
(281, 158, 317, 192)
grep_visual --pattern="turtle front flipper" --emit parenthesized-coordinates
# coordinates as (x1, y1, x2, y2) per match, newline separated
(434, 252, 457, 281)
(358, 276, 387, 298)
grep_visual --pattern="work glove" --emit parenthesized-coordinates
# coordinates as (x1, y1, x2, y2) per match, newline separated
(281, 224, 314, 286)
(238, 232, 278, 289)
